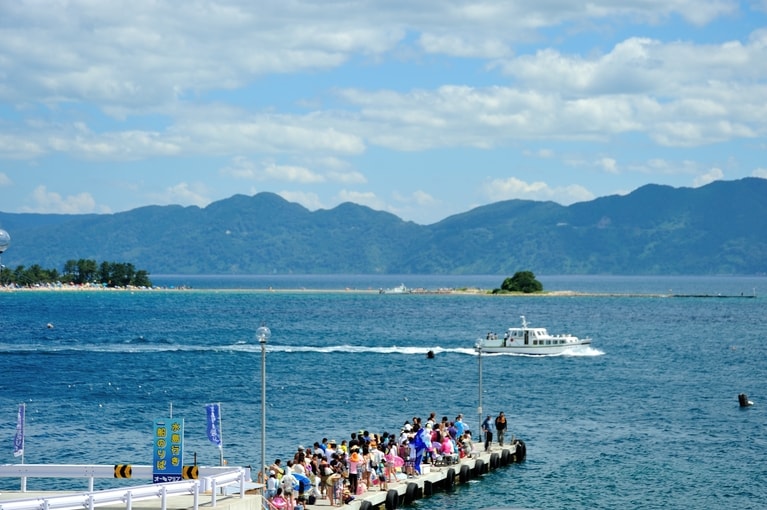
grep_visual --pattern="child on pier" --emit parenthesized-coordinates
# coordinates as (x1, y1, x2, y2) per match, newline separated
(270, 488, 287, 510)
(333, 476, 345, 506)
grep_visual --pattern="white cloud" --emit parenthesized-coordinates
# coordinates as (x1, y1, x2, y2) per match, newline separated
(753, 168, 767, 179)
(220, 156, 258, 180)
(497, 34, 766, 96)
(148, 182, 211, 208)
(327, 170, 367, 184)
(484, 177, 594, 205)
(598, 157, 618, 174)
(0, 0, 762, 221)
(23, 185, 98, 214)
(221, 156, 358, 184)
(411, 190, 437, 206)
(0, 1, 744, 114)
(173, 114, 366, 155)
(263, 162, 325, 184)
(418, 33, 511, 58)
(388, 190, 440, 222)
(0, 172, 11, 186)
(0, 134, 45, 159)
(335, 190, 385, 210)
(693, 167, 724, 187)
(0, 2, 404, 109)
(2, 17, 765, 164)
(278, 191, 324, 211)
(393, 190, 437, 207)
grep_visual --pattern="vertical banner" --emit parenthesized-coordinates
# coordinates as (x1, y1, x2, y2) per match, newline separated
(205, 403, 222, 447)
(153, 417, 184, 483)
(13, 404, 25, 458)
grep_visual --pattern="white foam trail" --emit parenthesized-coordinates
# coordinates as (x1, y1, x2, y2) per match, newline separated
(269, 345, 477, 356)
(0, 343, 603, 356)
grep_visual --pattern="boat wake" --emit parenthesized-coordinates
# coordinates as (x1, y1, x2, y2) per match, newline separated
(0, 343, 603, 356)
(268, 345, 478, 356)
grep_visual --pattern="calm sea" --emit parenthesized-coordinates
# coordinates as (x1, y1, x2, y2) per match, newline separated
(1, 275, 766, 509)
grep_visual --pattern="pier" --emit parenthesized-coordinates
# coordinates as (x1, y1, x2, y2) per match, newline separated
(310, 441, 525, 509)
(0, 442, 525, 510)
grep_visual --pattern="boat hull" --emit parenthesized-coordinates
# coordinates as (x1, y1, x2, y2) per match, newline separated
(479, 339, 591, 355)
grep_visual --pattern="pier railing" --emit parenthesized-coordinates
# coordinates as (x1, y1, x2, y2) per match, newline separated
(0, 464, 253, 510)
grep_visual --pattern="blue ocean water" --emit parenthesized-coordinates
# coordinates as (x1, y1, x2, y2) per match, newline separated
(1, 275, 766, 509)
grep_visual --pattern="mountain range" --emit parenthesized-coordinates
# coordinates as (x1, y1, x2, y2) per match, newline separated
(1, 177, 765, 275)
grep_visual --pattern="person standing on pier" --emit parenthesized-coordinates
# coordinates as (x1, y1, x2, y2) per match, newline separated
(280, 463, 296, 510)
(495, 412, 508, 447)
(348, 446, 362, 495)
(482, 415, 493, 452)
(454, 414, 466, 438)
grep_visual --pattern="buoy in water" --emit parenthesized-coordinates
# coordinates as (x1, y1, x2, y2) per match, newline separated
(738, 393, 754, 407)
(47, 323, 54, 329)
(427, 350, 435, 359)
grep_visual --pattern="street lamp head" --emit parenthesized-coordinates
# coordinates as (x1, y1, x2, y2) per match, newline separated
(256, 324, 271, 344)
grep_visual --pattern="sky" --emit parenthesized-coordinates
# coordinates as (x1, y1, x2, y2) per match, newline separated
(1, 1, 766, 226)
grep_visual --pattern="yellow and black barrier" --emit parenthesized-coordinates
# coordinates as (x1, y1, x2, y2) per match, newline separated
(182, 465, 198, 479)
(114, 464, 132, 478)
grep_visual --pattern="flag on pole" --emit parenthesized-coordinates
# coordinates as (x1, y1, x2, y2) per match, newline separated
(13, 404, 25, 458)
(205, 403, 222, 448)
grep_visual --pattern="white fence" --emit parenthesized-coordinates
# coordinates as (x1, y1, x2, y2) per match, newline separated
(0, 464, 253, 510)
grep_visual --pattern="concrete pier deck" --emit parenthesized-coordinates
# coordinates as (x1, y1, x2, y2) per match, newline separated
(0, 443, 525, 510)
(302, 442, 524, 509)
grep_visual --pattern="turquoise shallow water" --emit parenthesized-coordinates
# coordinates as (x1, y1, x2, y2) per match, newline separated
(1, 275, 766, 509)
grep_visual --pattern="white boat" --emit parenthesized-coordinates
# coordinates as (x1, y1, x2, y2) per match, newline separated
(380, 283, 409, 294)
(477, 315, 592, 355)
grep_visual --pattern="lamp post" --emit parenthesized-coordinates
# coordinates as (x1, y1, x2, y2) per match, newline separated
(476, 343, 483, 439)
(256, 323, 271, 483)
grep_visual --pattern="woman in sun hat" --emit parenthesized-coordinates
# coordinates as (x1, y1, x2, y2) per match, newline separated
(347, 446, 362, 495)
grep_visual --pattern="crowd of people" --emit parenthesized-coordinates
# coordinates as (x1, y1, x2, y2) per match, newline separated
(262, 411, 511, 509)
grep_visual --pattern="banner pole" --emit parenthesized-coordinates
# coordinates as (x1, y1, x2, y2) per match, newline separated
(218, 402, 224, 466)
(15, 403, 26, 491)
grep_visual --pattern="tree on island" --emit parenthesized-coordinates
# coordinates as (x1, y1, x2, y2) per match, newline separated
(493, 271, 543, 294)
(0, 259, 152, 288)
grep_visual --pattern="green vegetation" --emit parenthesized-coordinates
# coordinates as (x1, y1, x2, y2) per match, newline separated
(0, 259, 152, 288)
(2, 178, 766, 275)
(493, 271, 543, 294)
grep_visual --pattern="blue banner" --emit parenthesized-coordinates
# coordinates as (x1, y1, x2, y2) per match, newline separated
(13, 404, 24, 458)
(206, 403, 222, 447)
(153, 417, 184, 483)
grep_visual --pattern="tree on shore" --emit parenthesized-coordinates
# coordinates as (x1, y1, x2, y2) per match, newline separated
(493, 271, 543, 294)
(1, 259, 152, 287)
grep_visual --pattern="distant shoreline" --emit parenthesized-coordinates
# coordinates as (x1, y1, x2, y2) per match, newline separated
(1, 284, 754, 298)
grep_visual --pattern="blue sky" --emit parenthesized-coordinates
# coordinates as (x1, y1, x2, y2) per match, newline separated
(1, 1, 766, 225)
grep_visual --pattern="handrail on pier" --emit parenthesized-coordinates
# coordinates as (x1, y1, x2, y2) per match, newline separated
(0, 464, 254, 510)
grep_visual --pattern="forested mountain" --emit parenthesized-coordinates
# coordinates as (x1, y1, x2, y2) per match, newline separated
(1, 178, 765, 275)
